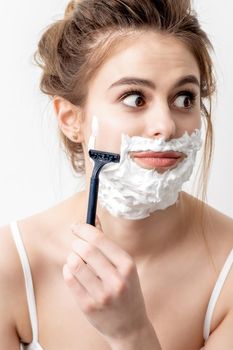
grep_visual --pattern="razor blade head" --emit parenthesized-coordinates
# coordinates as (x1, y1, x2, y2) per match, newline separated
(89, 149, 120, 163)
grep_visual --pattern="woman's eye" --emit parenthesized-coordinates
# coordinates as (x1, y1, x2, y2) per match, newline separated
(174, 92, 196, 109)
(122, 93, 145, 108)
(120, 90, 196, 110)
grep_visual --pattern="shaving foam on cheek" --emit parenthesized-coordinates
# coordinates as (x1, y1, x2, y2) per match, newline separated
(88, 115, 99, 167)
(87, 114, 202, 220)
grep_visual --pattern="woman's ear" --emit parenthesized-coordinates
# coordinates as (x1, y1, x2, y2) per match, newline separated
(53, 96, 84, 143)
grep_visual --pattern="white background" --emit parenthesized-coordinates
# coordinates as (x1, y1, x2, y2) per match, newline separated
(0, 1, 232, 226)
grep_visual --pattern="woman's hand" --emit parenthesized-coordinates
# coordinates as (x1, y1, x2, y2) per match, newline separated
(62, 217, 151, 345)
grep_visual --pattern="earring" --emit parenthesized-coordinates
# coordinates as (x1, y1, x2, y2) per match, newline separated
(72, 126, 80, 142)
(72, 132, 79, 142)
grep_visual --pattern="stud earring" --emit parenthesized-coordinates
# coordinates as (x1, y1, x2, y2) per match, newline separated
(72, 126, 80, 142)
(72, 132, 79, 141)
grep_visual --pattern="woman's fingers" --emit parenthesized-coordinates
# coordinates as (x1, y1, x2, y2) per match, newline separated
(67, 253, 110, 305)
(63, 263, 96, 313)
(71, 238, 123, 290)
(66, 220, 137, 312)
(64, 220, 149, 342)
(70, 223, 134, 277)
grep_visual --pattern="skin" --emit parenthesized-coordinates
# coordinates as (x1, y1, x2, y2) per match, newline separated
(57, 32, 200, 349)
(1, 30, 233, 350)
(57, 30, 202, 261)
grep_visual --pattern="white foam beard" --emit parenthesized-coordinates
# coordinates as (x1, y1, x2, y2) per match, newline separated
(88, 116, 202, 220)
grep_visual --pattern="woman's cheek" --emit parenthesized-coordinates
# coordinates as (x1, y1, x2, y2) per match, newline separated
(86, 115, 123, 154)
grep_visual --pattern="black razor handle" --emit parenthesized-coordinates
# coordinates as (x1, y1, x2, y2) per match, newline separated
(86, 149, 120, 226)
(86, 177, 99, 226)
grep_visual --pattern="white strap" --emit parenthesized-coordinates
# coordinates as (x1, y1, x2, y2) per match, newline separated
(10, 221, 39, 343)
(203, 248, 233, 341)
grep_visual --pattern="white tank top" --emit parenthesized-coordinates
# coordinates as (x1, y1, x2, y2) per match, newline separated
(10, 221, 233, 349)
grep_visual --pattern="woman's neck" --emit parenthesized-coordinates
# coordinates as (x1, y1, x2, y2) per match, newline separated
(80, 191, 191, 264)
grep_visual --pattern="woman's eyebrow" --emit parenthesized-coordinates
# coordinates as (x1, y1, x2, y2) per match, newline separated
(108, 74, 200, 90)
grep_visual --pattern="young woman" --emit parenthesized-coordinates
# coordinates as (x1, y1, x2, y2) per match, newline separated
(1, 1, 233, 349)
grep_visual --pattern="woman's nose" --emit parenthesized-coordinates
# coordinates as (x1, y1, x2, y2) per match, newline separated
(143, 103, 176, 140)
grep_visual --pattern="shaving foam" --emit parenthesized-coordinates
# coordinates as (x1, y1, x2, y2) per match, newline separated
(88, 115, 99, 161)
(88, 115, 202, 220)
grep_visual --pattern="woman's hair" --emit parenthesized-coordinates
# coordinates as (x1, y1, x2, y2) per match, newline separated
(34, 0, 216, 200)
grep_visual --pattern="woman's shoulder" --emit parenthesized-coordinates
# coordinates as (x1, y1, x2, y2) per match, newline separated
(183, 192, 233, 281)
(1, 192, 85, 268)
(0, 223, 29, 287)
(199, 200, 233, 307)
(0, 223, 34, 343)
(184, 192, 233, 236)
(0, 193, 81, 342)
(0, 223, 23, 284)
(183, 194, 233, 331)
(203, 200, 233, 243)
(203, 203, 233, 334)
(16, 191, 86, 236)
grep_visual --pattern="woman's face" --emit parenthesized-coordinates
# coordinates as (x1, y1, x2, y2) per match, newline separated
(81, 31, 201, 176)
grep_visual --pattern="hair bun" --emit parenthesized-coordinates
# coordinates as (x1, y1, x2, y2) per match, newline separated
(64, 0, 81, 19)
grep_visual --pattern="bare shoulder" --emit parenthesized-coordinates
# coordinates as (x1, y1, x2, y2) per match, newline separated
(204, 202, 233, 248)
(207, 200, 233, 224)
(16, 191, 86, 237)
(202, 202, 233, 320)
(0, 192, 81, 345)
(200, 206, 233, 348)
(14, 192, 85, 262)
(0, 224, 28, 347)
(4, 191, 86, 287)
(0, 224, 24, 306)
(180, 194, 233, 343)
(183, 192, 233, 245)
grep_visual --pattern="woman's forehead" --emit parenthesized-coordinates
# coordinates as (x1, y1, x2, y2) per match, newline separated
(89, 31, 200, 91)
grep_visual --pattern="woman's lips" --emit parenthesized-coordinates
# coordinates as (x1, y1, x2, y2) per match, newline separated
(130, 151, 185, 170)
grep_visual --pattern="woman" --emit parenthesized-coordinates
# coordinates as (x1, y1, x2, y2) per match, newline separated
(0, 0, 233, 349)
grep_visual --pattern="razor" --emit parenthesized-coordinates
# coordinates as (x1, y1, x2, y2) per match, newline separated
(86, 149, 120, 226)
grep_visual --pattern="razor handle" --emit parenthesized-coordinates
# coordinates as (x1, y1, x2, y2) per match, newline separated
(86, 177, 99, 226)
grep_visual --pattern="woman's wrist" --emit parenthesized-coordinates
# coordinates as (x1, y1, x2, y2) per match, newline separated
(109, 320, 162, 350)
